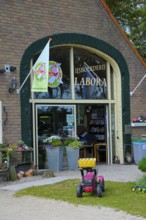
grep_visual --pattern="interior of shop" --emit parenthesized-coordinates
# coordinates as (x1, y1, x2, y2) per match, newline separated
(37, 104, 107, 169)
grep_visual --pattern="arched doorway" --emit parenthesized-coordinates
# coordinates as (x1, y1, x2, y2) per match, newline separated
(20, 33, 131, 167)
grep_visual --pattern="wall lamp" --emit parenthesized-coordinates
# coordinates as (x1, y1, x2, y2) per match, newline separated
(0, 64, 16, 73)
(9, 77, 17, 94)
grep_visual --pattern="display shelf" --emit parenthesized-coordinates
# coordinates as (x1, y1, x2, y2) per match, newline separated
(9, 150, 33, 165)
(0, 149, 33, 173)
(88, 106, 106, 142)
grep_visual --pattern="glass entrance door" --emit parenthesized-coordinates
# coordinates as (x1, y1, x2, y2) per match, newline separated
(35, 103, 110, 169)
(36, 105, 76, 169)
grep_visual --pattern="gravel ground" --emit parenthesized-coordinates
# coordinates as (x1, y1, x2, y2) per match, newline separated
(0, 164, 145, 220)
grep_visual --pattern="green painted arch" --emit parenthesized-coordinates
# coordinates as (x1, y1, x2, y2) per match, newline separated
(20, 33, 131, 146)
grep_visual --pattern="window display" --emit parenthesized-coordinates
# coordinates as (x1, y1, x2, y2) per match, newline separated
(33, 46, 108, 100)
(34, 47, 71, 99)
(74, 48, 107, 100)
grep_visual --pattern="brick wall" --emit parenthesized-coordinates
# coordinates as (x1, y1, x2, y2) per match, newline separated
(0, 0, 146, 143)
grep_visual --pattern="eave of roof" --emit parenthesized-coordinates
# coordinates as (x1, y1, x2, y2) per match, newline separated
(101, 0, 146, 68)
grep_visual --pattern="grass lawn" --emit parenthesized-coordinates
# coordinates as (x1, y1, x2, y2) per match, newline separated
(15, 180, 146, 218)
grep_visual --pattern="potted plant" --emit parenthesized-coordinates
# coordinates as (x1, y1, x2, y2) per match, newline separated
(43, 136, 64, 172)
(65, 136, 83, 171)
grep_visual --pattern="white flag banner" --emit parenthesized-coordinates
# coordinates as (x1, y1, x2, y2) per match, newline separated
(31, 40, 51, 92)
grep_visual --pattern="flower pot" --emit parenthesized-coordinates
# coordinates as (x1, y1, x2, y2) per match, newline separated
(66, 146, 79, 171)
(46, 146, 64, 172)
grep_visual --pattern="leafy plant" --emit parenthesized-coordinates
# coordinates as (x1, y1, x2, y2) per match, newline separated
(7, 143, 17, 150)
(67, 139, 83, 149)
(0, 143, 6, 148)
(51, 138, 63, 147)
(138, 157, 146, 172)
(64, 137, 77, 146)
(43, 136, 63, 147)
(17, 140, 25, 147)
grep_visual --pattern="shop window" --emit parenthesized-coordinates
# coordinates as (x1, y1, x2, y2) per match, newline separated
(74, 48, 107, 100)
(37, 105, 75, 143)
(34, 47, 71, 99)
(33, 46, 109, 100)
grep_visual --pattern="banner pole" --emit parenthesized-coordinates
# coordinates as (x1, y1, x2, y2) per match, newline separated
(130, 74, 146, 96)
(16, 69, 33, 94)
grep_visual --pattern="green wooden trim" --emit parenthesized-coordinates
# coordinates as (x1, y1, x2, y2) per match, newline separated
(20, 33, 131, 146)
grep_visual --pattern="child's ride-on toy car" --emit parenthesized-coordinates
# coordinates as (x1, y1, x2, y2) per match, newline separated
(76, 158, 105, 197)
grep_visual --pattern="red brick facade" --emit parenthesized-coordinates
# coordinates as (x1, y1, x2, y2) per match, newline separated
(0, 0, 146, 144)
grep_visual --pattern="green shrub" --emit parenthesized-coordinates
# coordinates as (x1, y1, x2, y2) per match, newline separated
(138, 157, 146, 172)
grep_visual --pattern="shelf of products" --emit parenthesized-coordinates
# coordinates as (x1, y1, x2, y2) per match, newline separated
(88, 106, 106, 142)
(0, 149, 33, 173)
